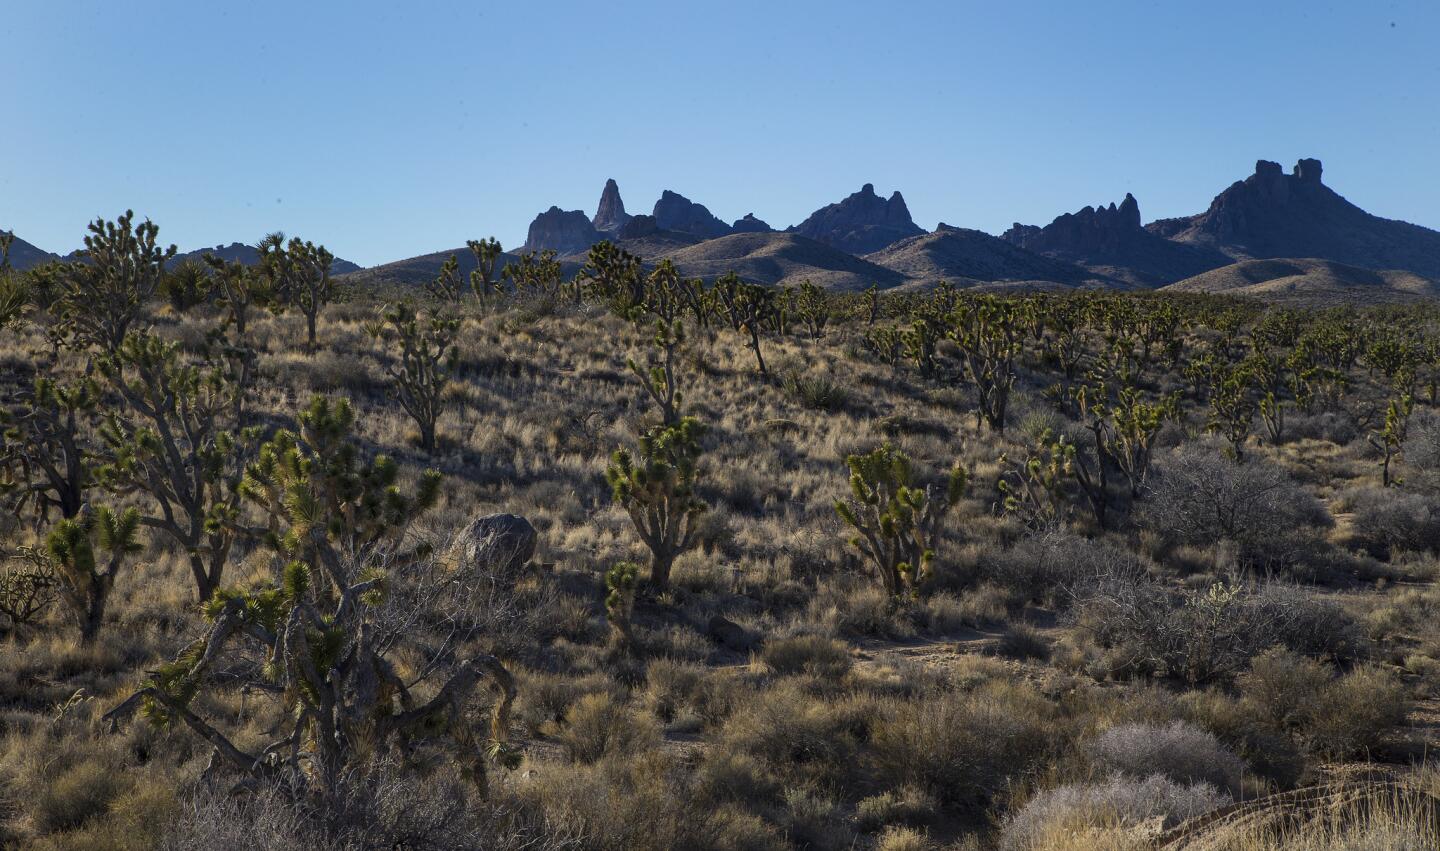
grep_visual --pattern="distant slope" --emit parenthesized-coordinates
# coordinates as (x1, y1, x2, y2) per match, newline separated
(2, 232, 61, 270)
(1162, 258, 1440, 305)
(659, 232, 906, 291)
(866, 225, 1120, 289)
(170, 242, 362, 274)
(338, 247, 564, 290)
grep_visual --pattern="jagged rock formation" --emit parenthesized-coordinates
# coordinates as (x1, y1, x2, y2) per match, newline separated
(867, 224, 1114, 289)
(730, 213, 773, 234)
(788, 184, 924, 255)
(591, 179, 632, 236)
(652, 191, 731, 240)
(523, 206, 600, 255)
(618, 215, 658, 239)
(658, 232, 905, 291)
(1002, 194, 1227, 286)
(1151, 158, 1440, 278)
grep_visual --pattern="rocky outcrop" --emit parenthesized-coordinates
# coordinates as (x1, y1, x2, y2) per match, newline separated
(618, 214, 659, 239)
(730, 213, 773, 234)
(591, 178, 632, 236)
(1002, 194, 1226, 286)
(523, 206, 600, 255)
(652, 191, 731, 239)
(788, 183, 924, 254)
(1151, 158, 1440, 278)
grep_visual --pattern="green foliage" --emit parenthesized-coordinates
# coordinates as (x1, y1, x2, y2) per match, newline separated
(159, 260, 212, 312)
(52, 211, 176, 353)
(605, 417, 708, 588)
(367, 300, 461, 453)
(713, 273, 775, 377)
(258, 232, 334, 352)
(603, 561, 640, 650)
(424, 253, 465, 302)
(835, 443, 968, 597)
(466, 237, 504, 301)
(95, 331, 255, 600)
(792, 280, 829, 339)
(503, 249, 563, 299)
(1, 376, 100, 523)
(579, 240, 645, 316)
(45, 505, 142, 643)
(203, 253, 272, 337)
(949, 294, 1031, 433)
(997, 432, 1076, 529)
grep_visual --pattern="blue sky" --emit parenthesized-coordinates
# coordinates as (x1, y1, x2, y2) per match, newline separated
(4, 0, 1438, 266)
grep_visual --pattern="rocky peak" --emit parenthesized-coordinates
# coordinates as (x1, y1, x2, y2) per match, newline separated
(618, 214, 659, 239)
(788, 184, 924, 254)
(1001, 193, 1148, 255)
(652, 191, 731, 239)
(523, 206, 600, 255)
(592, 178, 632, 235)
(1295, 158, 1323, 184)
(730, 213, 773, 234)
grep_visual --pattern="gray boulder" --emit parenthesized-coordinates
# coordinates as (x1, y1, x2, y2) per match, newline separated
(451, 513, 537, 585)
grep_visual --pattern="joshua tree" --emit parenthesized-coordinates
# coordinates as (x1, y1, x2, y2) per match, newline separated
(793, 280, 829, 339)
(713, 273, 775, 378)
(605, 418, 707, 589)
(580, 241, 645, 316)
(203, 253, 271, 339)
(949, 295, 1029, 433)
(95, 332, 256, 600)
(367, 301, 460, 454)
(105, 397, 517, 799)
(628, 315, 685, 427)
(503, 249, 563, 299)
(45, 505, 142, 643)
(425, 254, 466, 303)
(0, 376, 100, 525)
(603, 561, 640, 652)
(467, 238, 504, 302)
(834, 443, 968, 597)
(53, 211, 176, 353)
(260, 233, 334, 352)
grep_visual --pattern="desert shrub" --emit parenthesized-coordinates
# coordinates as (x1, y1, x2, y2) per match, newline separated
(759, 634, 853, 680)
(559, 692, 662, 764)
(855, 785, 940, 832)
(779, 786, 855, 849)
(643, 658, 705, 723)
(999, 773, 1227, 851)
(994, 624, 1051, 662)
(780, 370, 850, 412)
(721, 682, 875, 790)
(983, 527, 1143, 605)
(870, 682, 1059, 815)
(693, 750, 780, 809)
(1286, 410, 1358, 445)
(32, 757, 131, 834)
(1087, 720, 1244, 797)
(1140, 441, 1332, 573)
(875, 824, 936, 851)
(1347, 486, 1440, 555)
(1237, 649, 1409, 758)
(806, 580, 918, 638)
(1074, 572, 1364, 684)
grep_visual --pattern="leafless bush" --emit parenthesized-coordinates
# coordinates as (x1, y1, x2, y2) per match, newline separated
(999, 773, 1227, 851)
(1347, 486, 1440, 555)
(1088, 721, 1244, 797)
(984, 527, 1142, 605)
(1140, 441, 1332, 573)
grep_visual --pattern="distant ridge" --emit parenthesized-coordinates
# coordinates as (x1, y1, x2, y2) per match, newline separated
(866, 225, 1117, 289)
(788, 184, 923, 254)
(658, 232, 905, 291)
(1162, 257, 1440, 305)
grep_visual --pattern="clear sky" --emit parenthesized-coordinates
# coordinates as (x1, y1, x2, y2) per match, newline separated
(4, 0, 1438, 266)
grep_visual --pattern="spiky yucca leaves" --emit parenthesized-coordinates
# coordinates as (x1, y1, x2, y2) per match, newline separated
(997, 432, 1075, 529)
(835, 443, 968, 598)
(259, 232, 334, 352)
(466, 238, 504, 302)
(603, 561, 640, 651)
(95, 331, 257, 600)
(45, 505, 142, 643)
(502, 249, 563, 299)
(160, 259, 212, 312)
(240, 396, 442, 593)
(367, 301, 460, 454)
(425, 254, 465, 302)
(949, 294, 1031, 433)
(107, 399, 516, 799)
(0, 375, 99, 524)
(627, 313, 686, 427)
(0, 238, 26, 326)
(1072, 381, 1179, 500)
(580, 240, 645, 316)
(605, 417, 707, 589)
(52, 210, 177, 353)
(713, 273, 775, 378)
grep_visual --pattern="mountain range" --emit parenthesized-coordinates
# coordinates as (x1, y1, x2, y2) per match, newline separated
(8, 158, 1440, 303)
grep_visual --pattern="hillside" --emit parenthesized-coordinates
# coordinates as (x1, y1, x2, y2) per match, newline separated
(866, 225, 1118, 288)
(1, 232, 60, 270)
(1153, 159, 1440, 279)
(170, 241, 362, 274)
(658, 231, 907, 290)
(1162, 257, 1440, 305)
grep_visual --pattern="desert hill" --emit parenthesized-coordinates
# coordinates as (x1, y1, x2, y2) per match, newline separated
(1162, 257, 1440, 305)
(658, 231, 906, 290)
(866, 225, 1118, 289)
